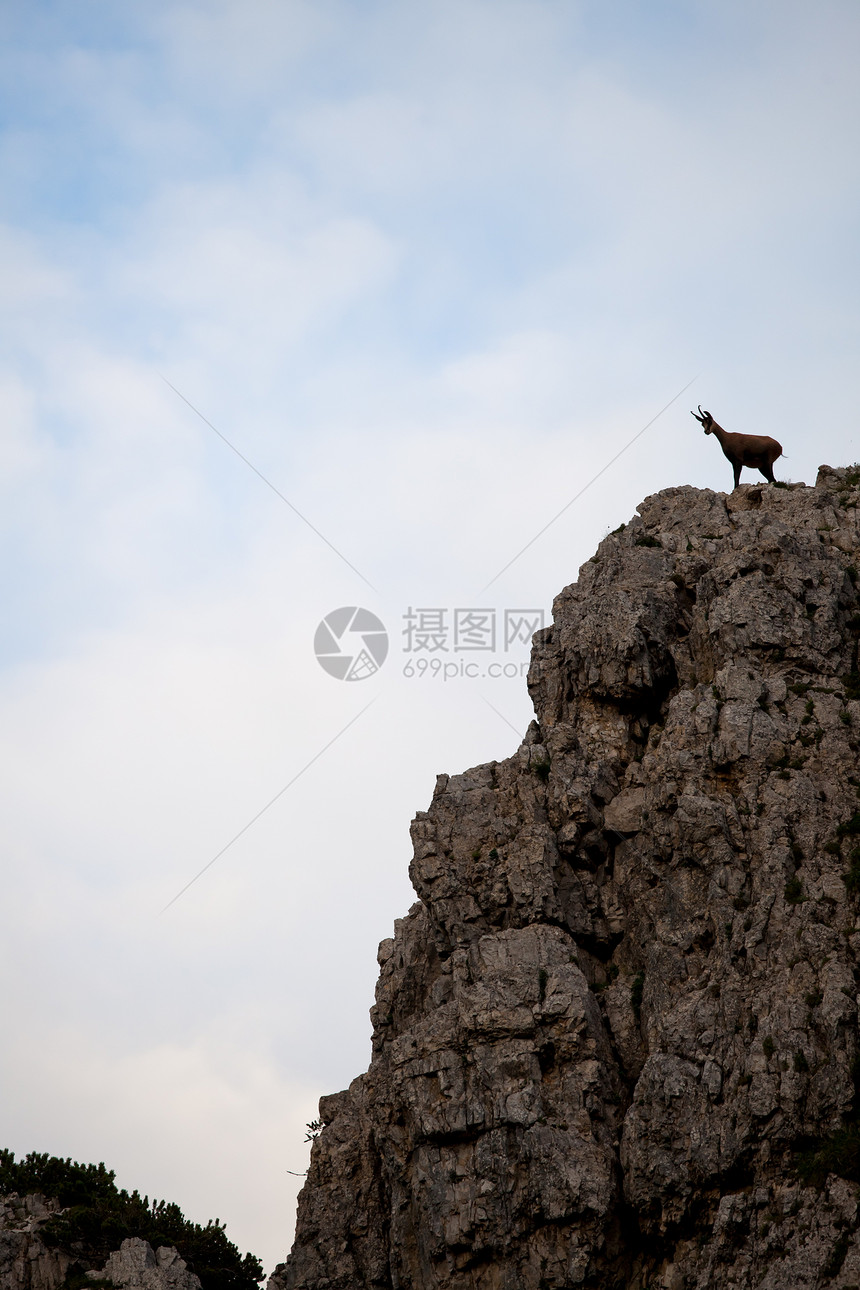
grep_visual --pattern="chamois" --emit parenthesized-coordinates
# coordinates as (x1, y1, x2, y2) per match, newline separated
(691, 405, 783, 489)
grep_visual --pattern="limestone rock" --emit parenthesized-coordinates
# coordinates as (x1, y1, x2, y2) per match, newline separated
(87, 1239, 201, 1290)
(0, 1196, 68, 1290)
(277, 467, 860, 1288)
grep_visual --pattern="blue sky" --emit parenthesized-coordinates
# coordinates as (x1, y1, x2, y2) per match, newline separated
(1, 0, 859, 1274)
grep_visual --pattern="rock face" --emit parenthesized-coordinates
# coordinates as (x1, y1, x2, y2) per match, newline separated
(277, 467, 860, 1289)
(0, 1200, 201, 1290)
(0, 1196, 68, 1290)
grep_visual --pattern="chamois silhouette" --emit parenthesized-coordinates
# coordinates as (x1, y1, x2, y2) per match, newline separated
(691, 406, 783, 489)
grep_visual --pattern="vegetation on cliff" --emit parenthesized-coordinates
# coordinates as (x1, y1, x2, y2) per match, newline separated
(0, 1150, 262, 1290)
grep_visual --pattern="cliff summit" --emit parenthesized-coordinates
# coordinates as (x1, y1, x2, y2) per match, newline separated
(279, 466, 860, 1290)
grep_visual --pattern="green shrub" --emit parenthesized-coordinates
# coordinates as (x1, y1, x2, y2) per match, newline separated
(822, 1235, 850, 1280)
(797, 1125, 860, 1188)
(631, 972, 645, 1022)
(532, 757, 551, 782)
(844, 672, 860, 702)
(784, 876, 804, 905)
(844, 850, 860, 895)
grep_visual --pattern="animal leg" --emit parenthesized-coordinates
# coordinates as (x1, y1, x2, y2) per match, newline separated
(733, 461, 742, 489)
(760, 463, 776, 483)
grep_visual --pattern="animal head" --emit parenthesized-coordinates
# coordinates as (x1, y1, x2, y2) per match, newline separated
(691, 405, 715, 435)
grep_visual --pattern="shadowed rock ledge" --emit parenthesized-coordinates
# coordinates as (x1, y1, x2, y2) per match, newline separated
(275, 467, 860, 1289)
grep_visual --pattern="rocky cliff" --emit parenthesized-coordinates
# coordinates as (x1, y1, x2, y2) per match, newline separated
(277, 466, 860, 1290)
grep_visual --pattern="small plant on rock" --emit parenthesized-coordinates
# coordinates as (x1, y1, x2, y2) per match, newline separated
(631, 972, 645, 1022)
(784, 876, 804, 905)
(843, 849, 860, 895)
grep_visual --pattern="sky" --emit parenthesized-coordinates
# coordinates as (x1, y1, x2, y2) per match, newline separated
(1, 0, 859, 1275)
